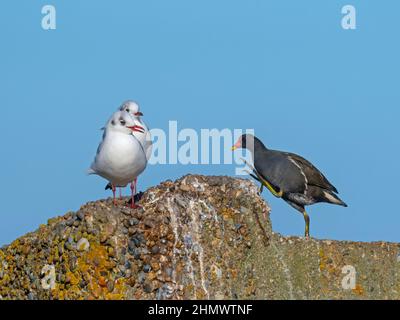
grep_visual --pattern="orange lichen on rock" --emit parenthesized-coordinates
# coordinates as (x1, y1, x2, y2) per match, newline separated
(352, 284, 364, 296)
(0, 175, 399, 300)
(77, 242, 126, 300)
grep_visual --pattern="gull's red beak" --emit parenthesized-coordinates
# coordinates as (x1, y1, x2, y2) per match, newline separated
(127, 125, 145, 133)
(134, 112, 143, 117)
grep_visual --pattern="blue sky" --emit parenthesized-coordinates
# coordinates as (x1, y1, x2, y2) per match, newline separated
(0, 1, 399, 245)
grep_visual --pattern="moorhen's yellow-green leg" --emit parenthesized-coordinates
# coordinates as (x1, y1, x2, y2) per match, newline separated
(244, 169, 264, 194)
(302, 210, 310, 238)
(259, 176, 283, 198)
(244, 167, 281, 197)
(242, 159, 283, 198)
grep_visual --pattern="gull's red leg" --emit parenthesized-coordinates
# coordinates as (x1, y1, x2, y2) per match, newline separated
(134, 178, 137, 194)
(112, 184, 117, 206)
(130, 178, 140, 209)
(130, 182, 135, 208)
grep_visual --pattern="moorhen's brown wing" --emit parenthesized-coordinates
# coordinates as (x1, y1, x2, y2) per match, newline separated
(283, 152, 338, 194)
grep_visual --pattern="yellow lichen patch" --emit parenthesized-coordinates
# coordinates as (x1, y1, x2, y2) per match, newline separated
(105, 278, 127, 300)
(318, 248, 336, 296)
(219, 207, 235, 221)
(52, 283, 82, 300)
(318, 248, 337, 274)
(319, 248, 327, 272)
(210, 263, 222, 282)
(66, 271, 80, 286)
(76, 242, 126, 300)
(245, 278, 256, 296)
(185, 283, 195, 298)
(196, 288, 206, 299)
(47, 217, 59, 225)
(46, 238, 127, 300)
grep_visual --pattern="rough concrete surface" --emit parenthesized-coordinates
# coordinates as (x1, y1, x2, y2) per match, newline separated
(0, 175, 399, 300)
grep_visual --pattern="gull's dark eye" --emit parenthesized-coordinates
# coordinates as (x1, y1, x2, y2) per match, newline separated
(119, 119, 126, 126)
(126, 109, 130, 112)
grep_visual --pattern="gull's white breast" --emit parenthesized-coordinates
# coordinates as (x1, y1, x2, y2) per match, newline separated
(91, 132, 147, 187)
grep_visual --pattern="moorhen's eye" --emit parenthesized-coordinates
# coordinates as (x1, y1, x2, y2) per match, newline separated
(119, 119, 126, 126)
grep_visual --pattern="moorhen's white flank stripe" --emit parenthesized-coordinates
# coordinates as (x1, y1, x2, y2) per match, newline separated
(288, 156, 308, 192)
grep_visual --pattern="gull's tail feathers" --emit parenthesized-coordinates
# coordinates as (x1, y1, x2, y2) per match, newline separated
(87, 167, 97, 175)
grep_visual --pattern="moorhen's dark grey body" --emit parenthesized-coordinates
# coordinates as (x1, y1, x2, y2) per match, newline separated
(232, 134, 347, 238)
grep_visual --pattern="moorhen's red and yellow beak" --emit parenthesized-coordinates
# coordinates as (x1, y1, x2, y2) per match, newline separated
(134, 111, 144, 117)
(231, 140, 241, 151)
(127, 125, 145, 133)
